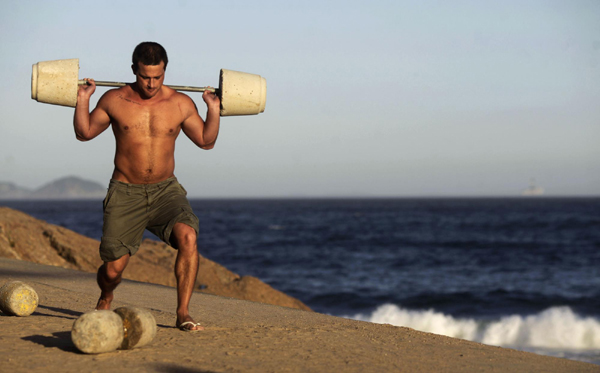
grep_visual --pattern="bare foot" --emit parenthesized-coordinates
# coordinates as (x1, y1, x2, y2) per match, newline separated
(176, 314, 204, 331)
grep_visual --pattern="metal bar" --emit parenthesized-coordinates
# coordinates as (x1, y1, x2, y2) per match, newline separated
(78, 80, 217, 93)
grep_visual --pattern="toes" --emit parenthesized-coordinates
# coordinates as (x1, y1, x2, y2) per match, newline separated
(178, 321, 204, 331)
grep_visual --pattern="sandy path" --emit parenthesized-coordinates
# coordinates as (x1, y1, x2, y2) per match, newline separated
(1, 258, 597, 372)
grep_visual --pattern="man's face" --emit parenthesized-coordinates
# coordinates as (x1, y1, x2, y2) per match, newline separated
(133, 61, 165, 99)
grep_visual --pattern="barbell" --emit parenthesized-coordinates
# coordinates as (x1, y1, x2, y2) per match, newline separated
(31, 58, 266, 116)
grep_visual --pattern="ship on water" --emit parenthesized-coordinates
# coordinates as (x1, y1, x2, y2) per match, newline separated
(522, 178, 545, 196)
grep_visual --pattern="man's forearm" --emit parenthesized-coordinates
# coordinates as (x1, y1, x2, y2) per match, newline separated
(201, 106, 220, 149)
(73, 101, 91, 141)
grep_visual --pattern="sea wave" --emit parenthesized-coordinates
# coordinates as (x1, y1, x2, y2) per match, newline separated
(350, 304, 600, 350)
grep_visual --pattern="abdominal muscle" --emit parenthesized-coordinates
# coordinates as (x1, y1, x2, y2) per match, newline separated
(111, 137, 177, 184)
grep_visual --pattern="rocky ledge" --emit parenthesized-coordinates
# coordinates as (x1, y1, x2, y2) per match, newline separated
(0, 207, 310, 311)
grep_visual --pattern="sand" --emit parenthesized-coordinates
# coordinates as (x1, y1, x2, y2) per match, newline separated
(0, 258, 597, 373)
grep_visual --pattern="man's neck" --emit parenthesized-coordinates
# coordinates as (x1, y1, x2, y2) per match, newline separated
(129, 84, 164, 102)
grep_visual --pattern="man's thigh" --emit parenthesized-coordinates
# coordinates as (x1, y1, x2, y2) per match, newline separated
(147, 180, 199, 245)
(100, 184, 148, 261)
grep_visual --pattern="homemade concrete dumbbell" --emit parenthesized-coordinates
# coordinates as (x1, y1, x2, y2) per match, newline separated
(71, 306, 157, 354)
(31, 58, 267, 116)
(0, 281, 39, 317)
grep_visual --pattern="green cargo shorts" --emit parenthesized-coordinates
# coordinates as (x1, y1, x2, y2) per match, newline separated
(99, 177, 200, 262)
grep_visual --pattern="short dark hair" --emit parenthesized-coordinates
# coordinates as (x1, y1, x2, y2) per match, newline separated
(132, 42, 168, 71)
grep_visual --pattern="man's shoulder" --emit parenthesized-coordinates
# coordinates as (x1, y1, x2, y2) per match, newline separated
(166, 88, 193, 102)
(99, 86, 130, 101)
(166, 89, 196, 108)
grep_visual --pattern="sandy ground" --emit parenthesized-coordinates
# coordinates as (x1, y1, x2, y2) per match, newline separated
(0, 258, 598, 373)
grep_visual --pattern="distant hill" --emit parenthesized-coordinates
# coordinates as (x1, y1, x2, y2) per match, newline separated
(0, 176, 106, 200)
(31, 176, 106, 199)
(0, 182, 32, 199)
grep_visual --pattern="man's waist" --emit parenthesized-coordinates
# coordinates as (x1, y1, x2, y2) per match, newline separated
(108, 176, 178, 191)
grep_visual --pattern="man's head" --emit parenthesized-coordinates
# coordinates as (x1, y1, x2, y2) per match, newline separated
(131, 42, 168, 99)
(132, 41, 168, 72)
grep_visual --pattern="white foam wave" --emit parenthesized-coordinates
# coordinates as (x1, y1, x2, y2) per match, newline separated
(350, 304, 600, 350)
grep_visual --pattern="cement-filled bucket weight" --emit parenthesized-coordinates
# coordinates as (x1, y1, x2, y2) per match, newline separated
(219, 69, 267, 116)
(31, 58, 79, 107)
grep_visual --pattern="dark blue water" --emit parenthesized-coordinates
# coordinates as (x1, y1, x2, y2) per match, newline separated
(3, 198, 600, 363)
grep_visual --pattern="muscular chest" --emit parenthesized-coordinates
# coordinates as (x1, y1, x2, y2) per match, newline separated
(110, 99, 182, 138)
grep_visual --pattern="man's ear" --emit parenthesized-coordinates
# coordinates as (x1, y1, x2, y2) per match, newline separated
(131, 63, 137, 75)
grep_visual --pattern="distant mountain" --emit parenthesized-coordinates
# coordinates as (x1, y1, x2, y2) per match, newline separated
(0, 176, 106, 200)
(0, 182, 32, 199)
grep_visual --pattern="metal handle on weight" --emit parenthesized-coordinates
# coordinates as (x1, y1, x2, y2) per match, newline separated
(78, 80, 218, 94)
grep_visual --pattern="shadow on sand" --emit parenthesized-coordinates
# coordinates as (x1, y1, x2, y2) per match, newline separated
(22, 331, 79, 353)
(151, 363, 218, 373)
(33, 304, 84, 320)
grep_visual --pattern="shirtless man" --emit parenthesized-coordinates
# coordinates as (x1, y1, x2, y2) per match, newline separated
(73, 42, 219, 331)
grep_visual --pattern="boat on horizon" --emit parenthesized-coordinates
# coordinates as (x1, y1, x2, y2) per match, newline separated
(522, 178, 545, 196)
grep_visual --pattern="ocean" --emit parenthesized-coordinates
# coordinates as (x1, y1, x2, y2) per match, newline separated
(2, 197, 599, 364)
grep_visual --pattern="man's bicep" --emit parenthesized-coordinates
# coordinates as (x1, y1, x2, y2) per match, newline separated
(89, 96, 112, 132)
(181, 97, 204, 130)
(90, 107, 110, 127)
(181, 110, 205, 136)
(181, 99, 208, 146)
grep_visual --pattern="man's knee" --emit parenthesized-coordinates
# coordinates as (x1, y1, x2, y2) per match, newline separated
(101, 255, 129, 280)
(171, 223, 197, 251)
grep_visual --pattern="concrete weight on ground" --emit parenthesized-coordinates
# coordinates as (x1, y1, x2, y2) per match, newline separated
(114, 306, 157, 350)
(0, 281, 39, 317)
(31, 58, 266, 116)
(71, 307, 157, 354)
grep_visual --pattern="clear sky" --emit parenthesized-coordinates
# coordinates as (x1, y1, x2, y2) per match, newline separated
(1, 0, 598, 197)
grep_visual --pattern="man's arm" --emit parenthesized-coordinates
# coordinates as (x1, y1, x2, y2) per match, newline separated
(73, 79, 111, 142)
(181, 89, 221, 150)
